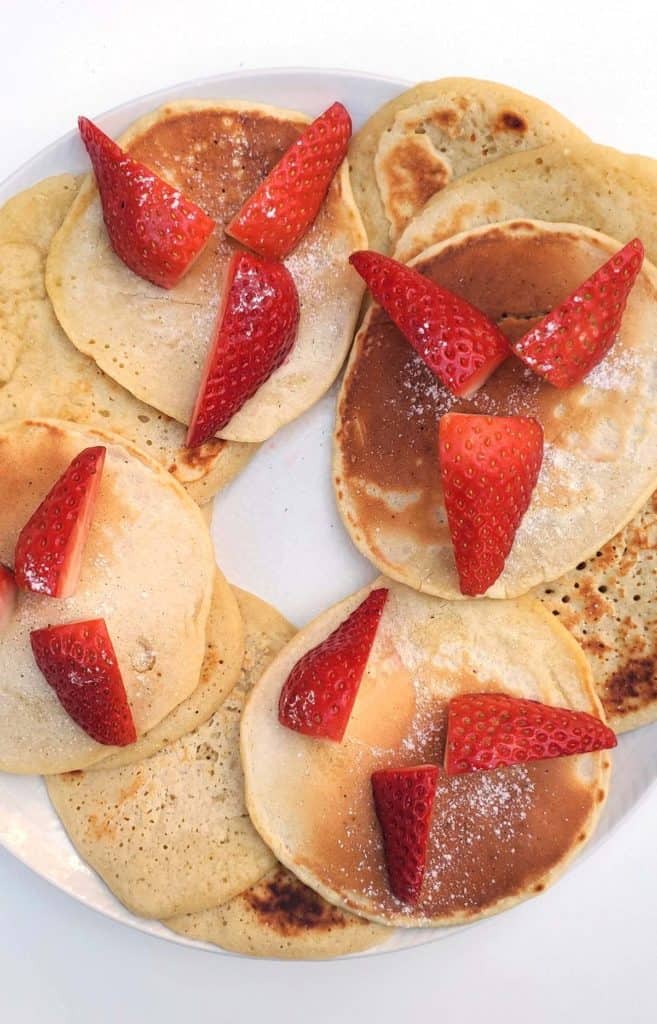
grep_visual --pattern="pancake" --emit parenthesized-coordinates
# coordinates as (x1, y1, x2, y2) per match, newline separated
(46, 588, 293, 919)
(89, 574, 244, 771)
(349, 78, 586, 254)
(241, 577, 611, 928)
(535, 490, 657, 733)
(46, 100, 366, 443)
(395, 141, 657, 265)
(165, 864, 389, 959)
(0, 418, 214, 774)
(0, 176, 255, 505)
(334, 219, 657, 599)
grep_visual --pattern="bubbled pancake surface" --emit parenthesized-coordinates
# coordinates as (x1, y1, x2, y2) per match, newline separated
(0, 176, 255, 504)
(241, 577, 611, 927)
(334, 219, 657, 599)
(46, 100, 367, 443)
(0, 419, 214, 774)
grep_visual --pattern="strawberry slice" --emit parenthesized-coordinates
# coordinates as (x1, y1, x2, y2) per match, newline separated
(226, 102, 352, 260)
(512, 238, 644, 388)
(445, 693, 617, 774)
(371, 765, 438, 905)
(15, 446, 106, 599)
(278, 588, 388, 742)
(439, 413, 543, 596)
(0, 565, 17, 635)
(78, 116, 215, 289)
(30, 619, 136, 746)
(186, 251, 300, 446)
(349, 250, 510, 398)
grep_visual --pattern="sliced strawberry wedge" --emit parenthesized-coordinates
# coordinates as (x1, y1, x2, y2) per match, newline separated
(278, 588, 389, 742)
(186, 251, 300, 446)
(226, 102, 352, 260)
(15, 446, 106, 599)
(371, 764, 438, 905)
(512, 238, 644, 388)
(78, 116, 215, 289)
(31, 619, 136, 746)
(349, 250, 510, 398)
(445, 693, 617, 774)
(0, 565, 17, 635)
(439, 413, 543, 596)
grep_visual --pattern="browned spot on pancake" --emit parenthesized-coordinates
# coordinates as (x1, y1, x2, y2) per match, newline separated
(339, 228, 600, 561)
(430, 108, 459, 130)
(245, 869, 346, 937)
(168, 437, 227, 478)
(605, 656, 657, 716)
(379, 138, 450, 233)
(87, 812, 115, 842)
(534, 883, 545, 893)
(496, 111, 527, 133)
(597, 789, 606, 803)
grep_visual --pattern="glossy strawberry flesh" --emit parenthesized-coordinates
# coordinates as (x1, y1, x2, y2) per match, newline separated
(15, 446, 106, 599)
(186, 251, 300, 446)
(371, 764, 438, 905)
(512, 238, 644, 388)
(445, 693, 617, 774)
(79, 116, 215, 289)
(349, 250, 510, 398)
(278, 588, 388, 741)
(30, 618, 136, 746)
(439, 413, 543, 596)
(0, 565, 17, 635)
(226, 102, 352, 260)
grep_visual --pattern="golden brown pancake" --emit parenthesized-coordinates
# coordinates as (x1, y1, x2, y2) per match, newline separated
(535, 490, 657, 733)
(242, 577, 611, 927)
(334, 219, 657, 599)
(47, 101, 366, 443)
(349, 78, 586, 253)
(0, 175, 255, 505)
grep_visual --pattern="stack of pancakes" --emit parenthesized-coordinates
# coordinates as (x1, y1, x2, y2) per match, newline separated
(1, 77, 657, 958)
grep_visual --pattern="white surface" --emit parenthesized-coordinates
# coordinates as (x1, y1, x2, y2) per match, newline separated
(1, 1, 657, 1021)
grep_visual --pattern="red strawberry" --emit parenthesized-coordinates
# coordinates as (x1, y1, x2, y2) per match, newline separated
(512, 238, 644, 388)
(15, 446, 106, 599)
(349, 250, 510, 397)
(371, 765, 438, 905)
(186, 251, 299, 446)
(278, 588, 388, 742)
(30, 619, 136, 746)
(0, 565, 17, 635)
(226, 102, 351, 260)
(439, 413, 543, 596)
(445, 693, 617, 774)
(78, 116, 215, 289)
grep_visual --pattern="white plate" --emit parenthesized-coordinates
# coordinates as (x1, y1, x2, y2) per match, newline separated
(1, 67, 656, 960)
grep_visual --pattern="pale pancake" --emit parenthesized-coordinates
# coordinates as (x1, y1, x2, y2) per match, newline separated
(242, 577, 611, 928)
(0, 419, 214, 774)
(90, 574, 244, 771)
(395, 141, 657, 264)
(165, 865, 389, 959)
(46, 589, 293, 919)
(334, 220, 657, 599)
(46, 100, 366, 443)
(349, 78, 586, 254)
(0, 176, 255, 505)
(535, 490, 657, 733)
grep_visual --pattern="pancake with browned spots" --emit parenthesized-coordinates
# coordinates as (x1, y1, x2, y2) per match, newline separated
(241, 576, 611, 927)
(394, 141, 657, 266)
(0, 176, 255, 504)
(0, 419, 214, 774)
(535, 491, 657, 732)
(46, 589, 292, 919)
(334, 219, 657, 599)
(349, 78, 586, 253)
(46, 101, 366, 443)
(165, 865, 389, 959)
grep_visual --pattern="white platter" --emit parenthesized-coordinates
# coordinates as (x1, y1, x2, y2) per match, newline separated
(1, 67, 656, 959)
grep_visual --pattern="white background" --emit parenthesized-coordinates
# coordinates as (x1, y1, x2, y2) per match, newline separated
(2, 1, 657, 1021)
